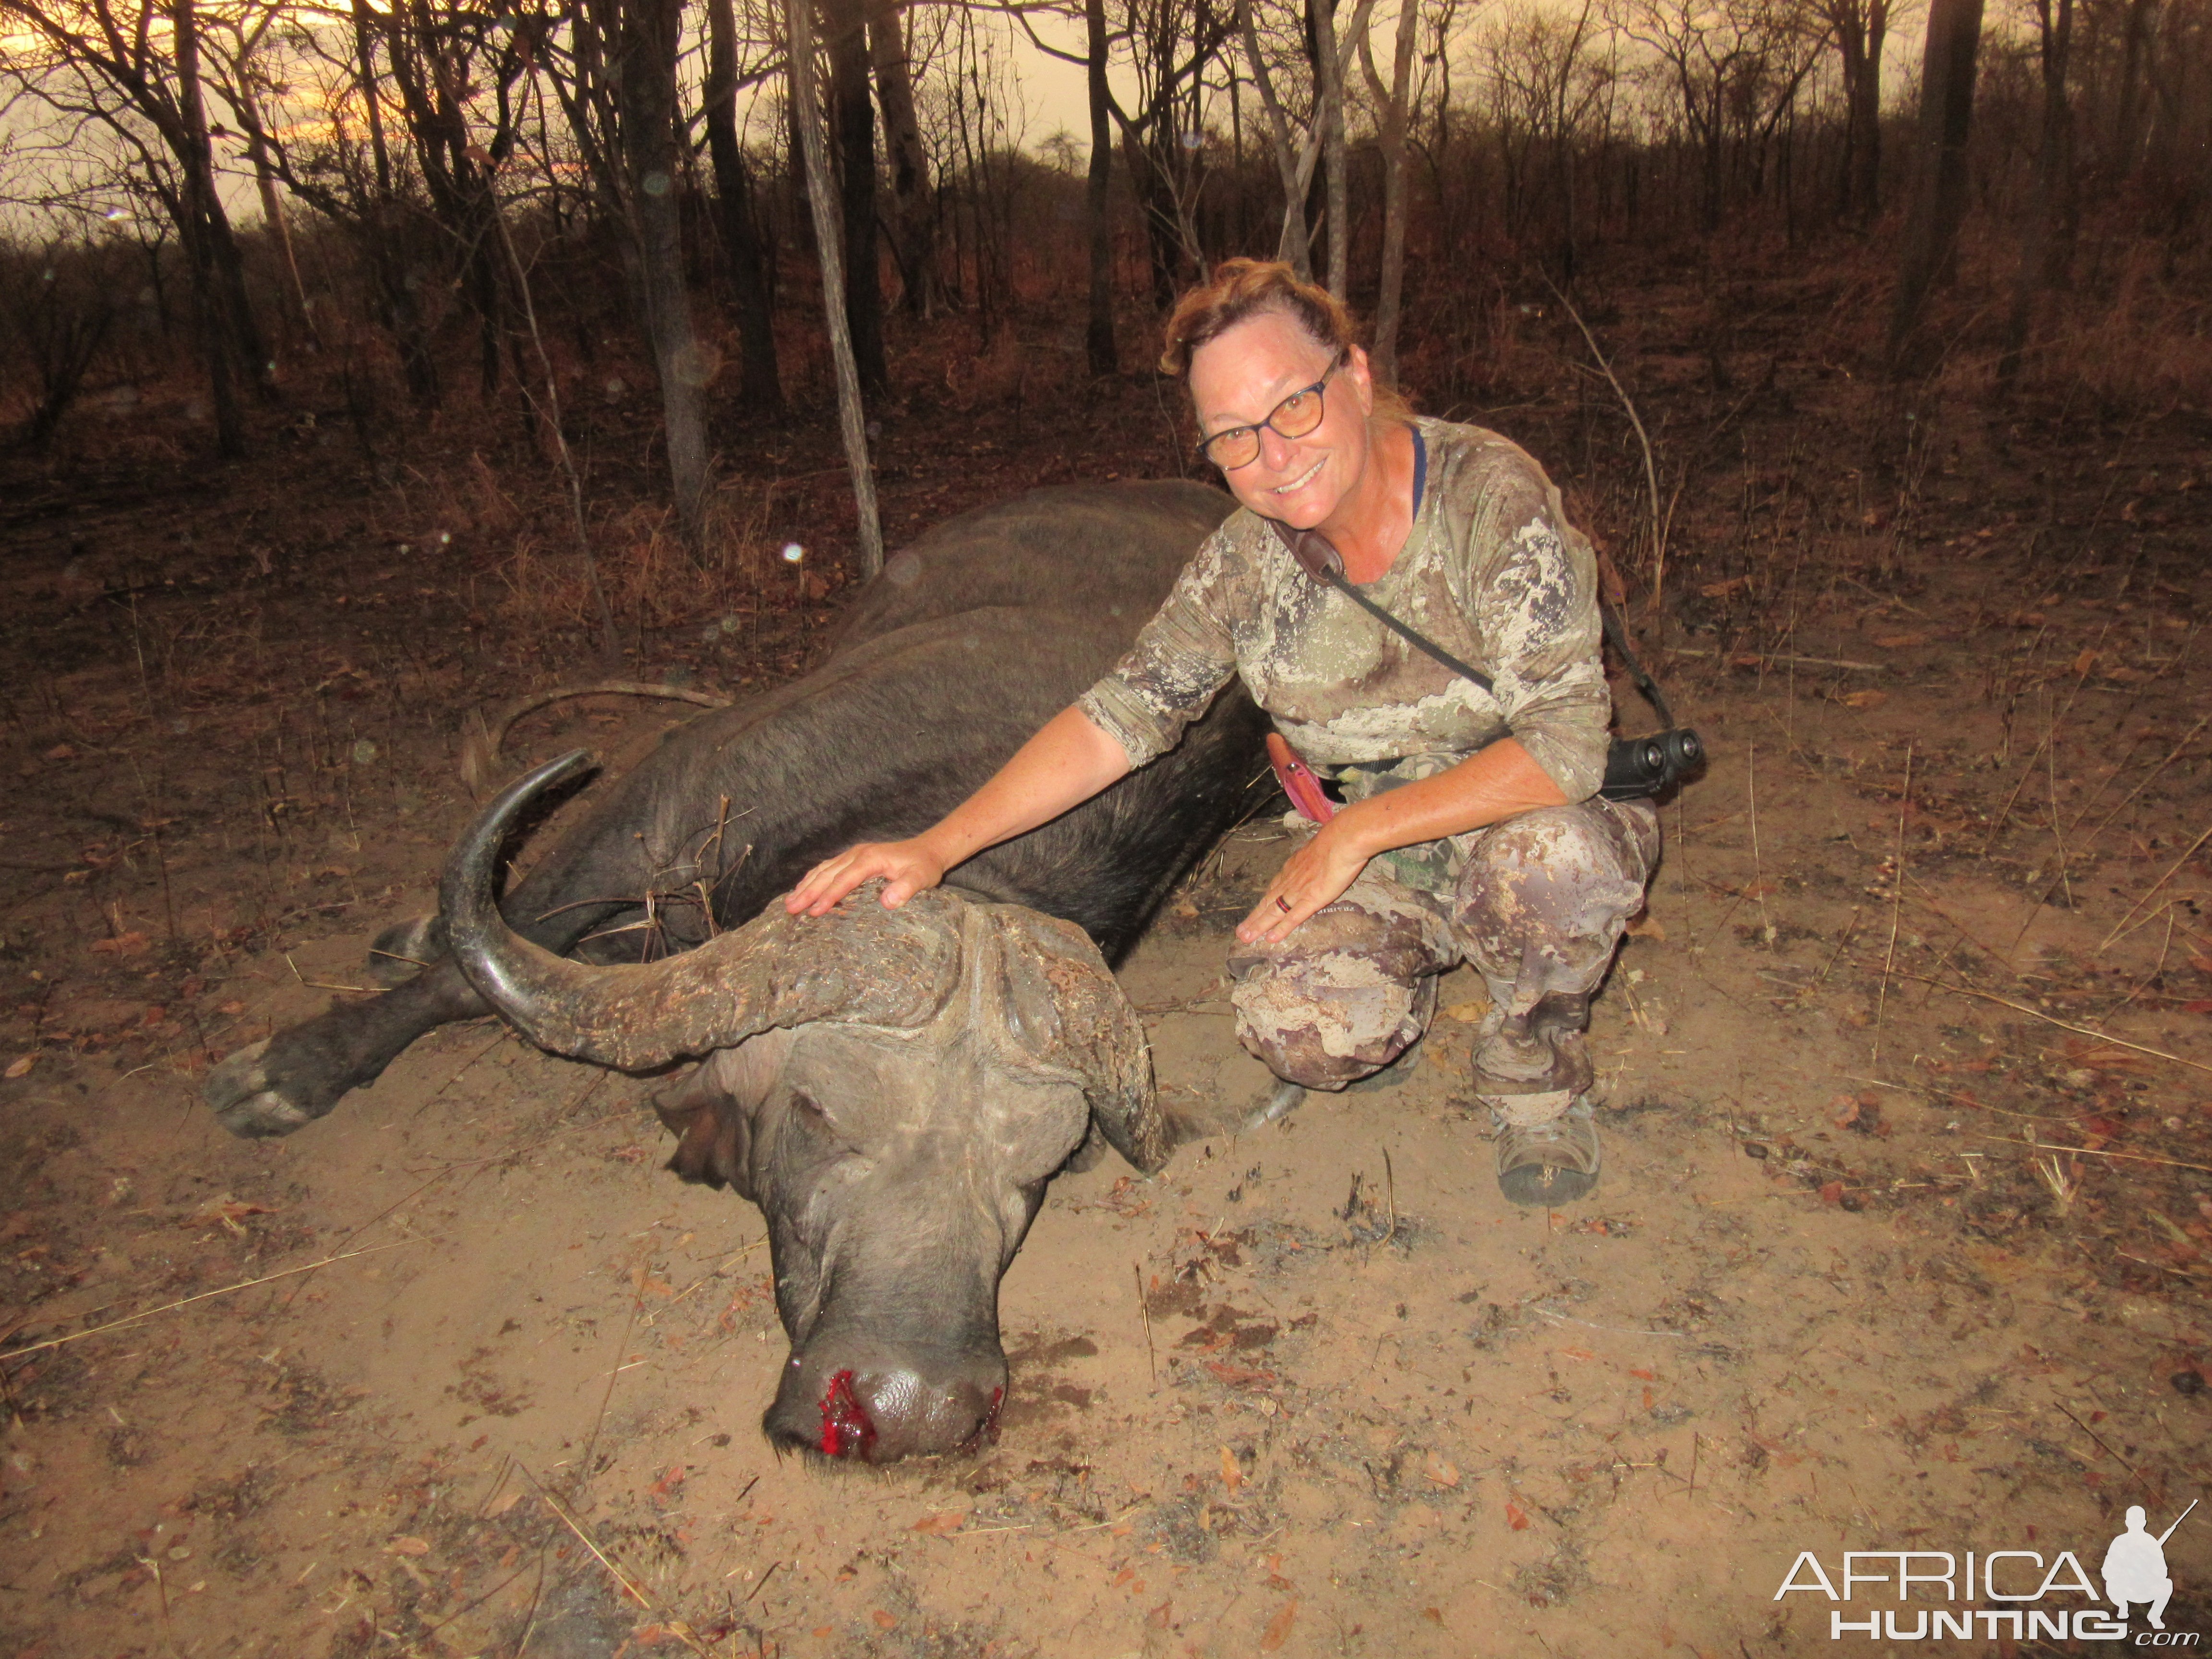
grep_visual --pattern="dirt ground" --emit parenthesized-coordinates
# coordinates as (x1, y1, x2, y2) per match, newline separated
(5, 278, 2212, 1658)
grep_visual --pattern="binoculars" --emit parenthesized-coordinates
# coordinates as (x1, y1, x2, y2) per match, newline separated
(1600, 728, 1706, 801)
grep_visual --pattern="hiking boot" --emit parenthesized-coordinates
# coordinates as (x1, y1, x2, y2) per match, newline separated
(1491, 1093, 1602, 1206)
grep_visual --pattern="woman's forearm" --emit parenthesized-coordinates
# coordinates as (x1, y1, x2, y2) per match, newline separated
(917, 705, 1134, 869)
(1329, 738, 1570, 860)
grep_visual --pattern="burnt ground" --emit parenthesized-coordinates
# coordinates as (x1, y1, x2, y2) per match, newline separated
(3, 269, 2212, 1658)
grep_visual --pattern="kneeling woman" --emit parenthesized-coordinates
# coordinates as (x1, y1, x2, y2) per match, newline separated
(786, 260, 1657, 1205)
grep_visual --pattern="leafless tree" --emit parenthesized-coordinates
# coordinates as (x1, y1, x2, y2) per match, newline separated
(1358, 0, 1424, 375)
(1889, 0, 1984, 362)
(0, 0, 275, 452)
(1238, 0, 1375, 288)
(1614, 0, 1827, 232)
(703, 0, 785, 409)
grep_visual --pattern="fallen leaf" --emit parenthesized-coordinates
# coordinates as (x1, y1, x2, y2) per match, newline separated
(910, 1510, 967, 1535)
(1219, 1445, 1244, 1494)
(1259, 1599, 1298, 1652)
(1700, 576, 1751, 598)
(4, 1056, 32, 1079)
(2073, 648, 2099, 676)
(1203, 1359, 1276, 1388)
(1424, 1607, 1444, 1624)
(1840, 690, 1887, 710)
(186, 1195, 275, 1229)
(1442, 997, 1491, 1022)
(1728, 653, 1766, 670)
(90, 931, 150, 956)
(386, 1536, 431, 1557)
(1557, 1346, 1596, 1362)
(1819, 1180, 1846, 1206)
(218, 1000, 246, 1015)
(1625, 912, 1667, 940)
(1871, 632, 1928, 649)
(1423, 1452, 1461, 1489)
(2182, 1001, 2212, 1015)
(1629, 1367, 1657, 1381)
(45, 743, 77, 761)
(1148, 1599, 1174, 1628)
(486, 1489, 524, 1517)
(1506, 1500, 1531, 1531)
(872, 1610, 897, 1630)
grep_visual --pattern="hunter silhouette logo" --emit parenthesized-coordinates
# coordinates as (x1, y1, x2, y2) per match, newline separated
(2106, 1501, 2196, 1631)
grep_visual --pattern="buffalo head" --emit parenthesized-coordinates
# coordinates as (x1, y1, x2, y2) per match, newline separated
(441, 752, 1169, 1465)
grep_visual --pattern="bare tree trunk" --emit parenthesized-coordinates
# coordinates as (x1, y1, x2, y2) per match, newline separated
(172, 0, 253, 452)
(790, 0, 884, 578)
(821, 0, 888, 394)
(233, 77, 317, 344)
(1852, 0, 1887, 219)
(1085, 0, 1118, 374)
(2112, 0, 2156, 173)
(1312, 0, 1350, 297)
(1888, 0, 1984, 369)
(619, 0, 713, 547)
(1998, 0, 2073, 382)
(1239, 0, 1316, 285)
(870, 0, 938, 316)
(705, 0, 784, 411)
(1359, 0, 1420, 383)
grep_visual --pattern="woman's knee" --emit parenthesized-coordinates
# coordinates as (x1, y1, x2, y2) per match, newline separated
(1231, 957, 1434, 1089)
(1458, 803, 1650, 928)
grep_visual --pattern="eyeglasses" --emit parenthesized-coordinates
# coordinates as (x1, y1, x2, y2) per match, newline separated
(1196, 358, 1343, 470)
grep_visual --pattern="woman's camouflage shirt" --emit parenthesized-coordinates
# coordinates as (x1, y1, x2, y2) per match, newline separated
(1077, 418, 1613, 893)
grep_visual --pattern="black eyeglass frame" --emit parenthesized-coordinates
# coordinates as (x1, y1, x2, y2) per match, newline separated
(1194, 354, 1346, 470)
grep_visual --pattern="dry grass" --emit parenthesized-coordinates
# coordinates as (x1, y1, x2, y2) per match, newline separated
(494, 488, 779, 644)
(2028, 245, 2212, 411)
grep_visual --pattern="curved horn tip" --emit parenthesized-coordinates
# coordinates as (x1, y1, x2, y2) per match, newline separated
(440, 749, 600, 929)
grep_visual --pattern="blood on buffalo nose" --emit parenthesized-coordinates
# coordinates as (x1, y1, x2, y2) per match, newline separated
(818, 1370, 878, 1459)
(798, 1364, 1001, 1463)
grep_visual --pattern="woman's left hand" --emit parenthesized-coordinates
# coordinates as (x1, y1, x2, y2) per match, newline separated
(1237, 822, 1371, 944)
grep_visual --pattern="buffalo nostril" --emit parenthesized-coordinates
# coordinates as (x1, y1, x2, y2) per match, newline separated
(818, 1369, 878, 1459)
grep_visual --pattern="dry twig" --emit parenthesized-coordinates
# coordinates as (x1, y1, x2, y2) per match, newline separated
(1901, 974, 2212, 1077)
(2, 1239, 418, 1359)
(1873, 745, 1912, 1068)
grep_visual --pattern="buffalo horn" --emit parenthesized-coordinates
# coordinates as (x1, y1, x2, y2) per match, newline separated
(981, 908, 1171, 1176)
(440, 751, 963, 1069)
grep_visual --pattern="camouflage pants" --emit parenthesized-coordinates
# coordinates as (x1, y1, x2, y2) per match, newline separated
(1227, 798, 1660, 1109)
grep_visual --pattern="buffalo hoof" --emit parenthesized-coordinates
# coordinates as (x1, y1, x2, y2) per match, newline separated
(365, 915, 443, 989)
(204, 1041, 324, 1139)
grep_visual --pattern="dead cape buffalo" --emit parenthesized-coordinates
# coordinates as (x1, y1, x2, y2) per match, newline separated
(205, 480, 1271, 1460)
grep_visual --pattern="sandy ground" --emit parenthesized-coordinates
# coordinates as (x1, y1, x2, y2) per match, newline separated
(6, 342, 2212, 1658)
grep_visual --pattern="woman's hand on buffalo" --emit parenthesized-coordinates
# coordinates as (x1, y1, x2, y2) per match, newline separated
(785, 839, 948, 917)
(1235, 821, 1370, 945)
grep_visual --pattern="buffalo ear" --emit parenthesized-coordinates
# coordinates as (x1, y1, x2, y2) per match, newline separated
(977, 907, 1171, 1176)
(651, 1033, 794, 1200)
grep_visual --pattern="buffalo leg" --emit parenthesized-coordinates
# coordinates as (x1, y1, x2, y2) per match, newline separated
(205, 890, 629, 1139)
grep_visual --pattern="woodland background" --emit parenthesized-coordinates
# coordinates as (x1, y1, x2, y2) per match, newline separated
(1, 0, 2206, 594)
